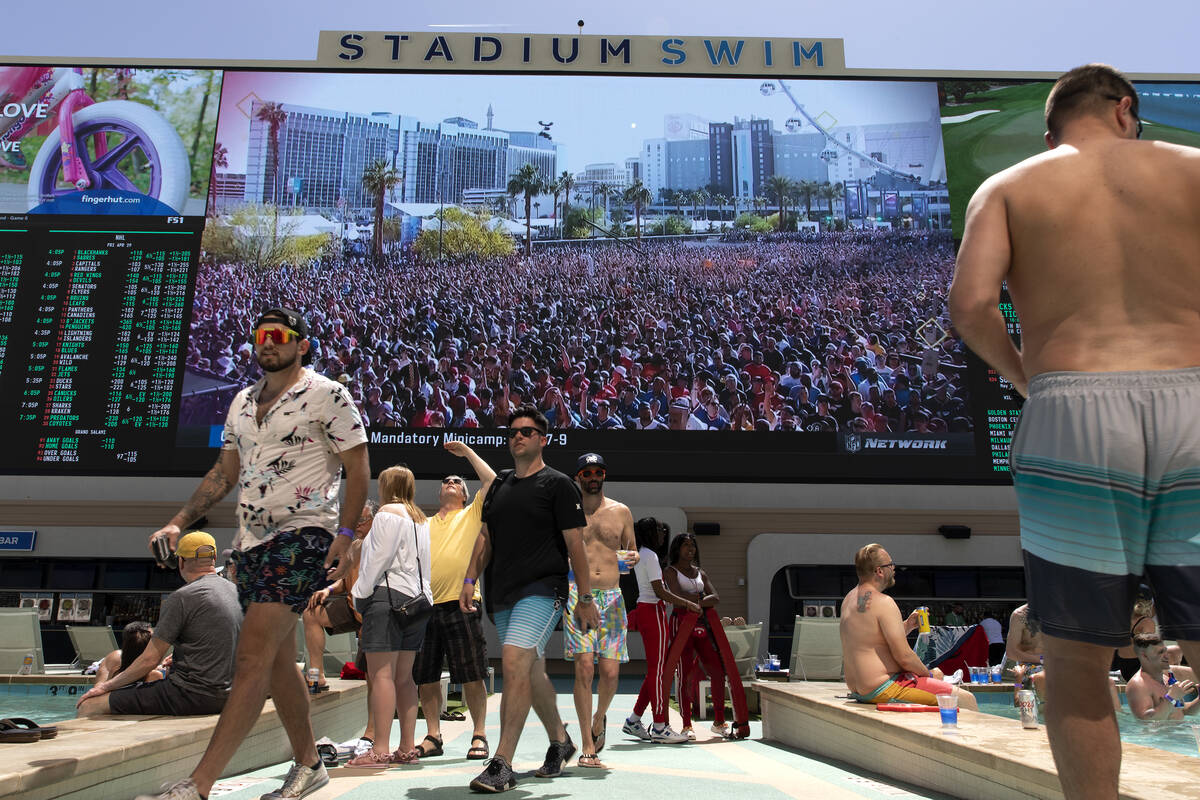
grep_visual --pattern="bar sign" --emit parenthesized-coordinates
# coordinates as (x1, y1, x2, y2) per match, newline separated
(0, 530, 36, 551)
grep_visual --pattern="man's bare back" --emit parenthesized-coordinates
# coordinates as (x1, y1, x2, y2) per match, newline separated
(956, 138, 1200, 381)
(840, 583, 910, 695)
(581, 497, 634, 591)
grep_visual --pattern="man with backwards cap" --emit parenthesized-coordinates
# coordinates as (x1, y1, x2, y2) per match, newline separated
(566, 453, 638, 769)
(77, 532, 242, 718)
(139, 307, 369, 800)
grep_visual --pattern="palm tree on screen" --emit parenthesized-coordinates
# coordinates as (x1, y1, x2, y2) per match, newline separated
(766, 175, 794, 232)
(508, 163, 547, 255)
(624, 180, 652, 241)
(362, 159, 401, 261)
(255, 101, 289, 205)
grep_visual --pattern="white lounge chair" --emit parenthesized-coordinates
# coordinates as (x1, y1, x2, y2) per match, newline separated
(789, 615, 843, 680)
(66, 625, 118, 668)
(0, 608, 45, 674)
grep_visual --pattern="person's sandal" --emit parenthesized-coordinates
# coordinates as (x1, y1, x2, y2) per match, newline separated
(439, 709, 466, 721)
(467, 734, 489, 760)
(577, 753, 607, 768)
(391, 747, 420, 765)
(345, 749, 392, 768)
(592, 714, 606, 753)
(415, 734, 443, 757)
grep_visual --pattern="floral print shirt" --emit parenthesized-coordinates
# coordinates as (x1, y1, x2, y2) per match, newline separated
(222, 369, 367, 551)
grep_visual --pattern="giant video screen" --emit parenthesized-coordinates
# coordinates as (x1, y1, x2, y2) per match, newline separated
(12, 64, 1193, 481)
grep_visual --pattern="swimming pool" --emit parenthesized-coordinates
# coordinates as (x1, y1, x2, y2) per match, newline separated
(0, 683, 90, 724)
(976, 692, 1200, 758)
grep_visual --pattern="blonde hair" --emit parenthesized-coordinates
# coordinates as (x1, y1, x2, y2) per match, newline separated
(378, 465, 427, 525)
(854, 543, 887, 580)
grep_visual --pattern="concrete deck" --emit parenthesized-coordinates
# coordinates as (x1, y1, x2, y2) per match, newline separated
(758, 681, 1200, 800)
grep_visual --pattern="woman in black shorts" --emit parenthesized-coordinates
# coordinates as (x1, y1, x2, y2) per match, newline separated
(348, 466, 432, 767)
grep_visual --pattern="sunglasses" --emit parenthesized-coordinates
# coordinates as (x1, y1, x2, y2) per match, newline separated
(442, 477, 464, 485)
(578, 468, 606, 478)
(254, 326, 300, 346)
(877, 561, 895, 570)
(507, 426, 546, 439)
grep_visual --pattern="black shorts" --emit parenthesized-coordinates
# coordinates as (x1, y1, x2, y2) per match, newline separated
(232, 527, 332, 613)
(322, 594, 360, 635)
(107, 679, 226, 716)
(356, 586, 429, 653)
(411, 601, 489, 685)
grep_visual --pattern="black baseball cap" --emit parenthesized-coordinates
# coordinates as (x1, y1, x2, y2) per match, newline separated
(577, 452, 607, 473)
(255, 307, 310, 338)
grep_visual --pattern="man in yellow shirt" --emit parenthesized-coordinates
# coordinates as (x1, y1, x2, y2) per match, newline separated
(413, 439, 496, 761)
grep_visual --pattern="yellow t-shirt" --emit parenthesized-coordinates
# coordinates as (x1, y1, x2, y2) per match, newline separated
(429, 489, 485, 604)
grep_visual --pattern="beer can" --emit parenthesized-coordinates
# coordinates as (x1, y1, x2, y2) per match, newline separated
(916, 607, 931, 634)
(307, 667, 320, 690)
(1017, 689, 1038, 729)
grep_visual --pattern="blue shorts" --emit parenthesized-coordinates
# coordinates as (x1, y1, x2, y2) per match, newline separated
(492, 594, 562, 657)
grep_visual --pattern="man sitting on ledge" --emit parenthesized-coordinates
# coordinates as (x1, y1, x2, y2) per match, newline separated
(840, 543, 977, 710)
(77, 532, 242, 717)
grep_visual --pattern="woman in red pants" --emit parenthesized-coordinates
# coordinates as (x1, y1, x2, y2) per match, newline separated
(663, 532, 729, 739)
(622, 518, 697, 744)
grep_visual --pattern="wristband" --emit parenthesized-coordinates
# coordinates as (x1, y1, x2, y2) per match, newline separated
(336, 526, 355, 539)
(463, 577, 476, 585)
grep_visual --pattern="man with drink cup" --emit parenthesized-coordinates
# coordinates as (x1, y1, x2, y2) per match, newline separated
(566, 452, 639, 768)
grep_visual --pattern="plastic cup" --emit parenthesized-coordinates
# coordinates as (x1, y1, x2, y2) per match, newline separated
(937, 693, 958, 730)
(989, 666, 1002, 683)
(617, 550, 631, 574)
(769, 654, 780, 670)
(967, 667, 979, 684)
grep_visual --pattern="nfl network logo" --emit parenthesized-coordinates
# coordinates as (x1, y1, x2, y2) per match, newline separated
(844, 433, 863, 454)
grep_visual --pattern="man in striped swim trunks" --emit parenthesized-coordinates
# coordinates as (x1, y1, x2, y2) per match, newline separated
(565, 453, 638, 768)
(951, 63, 1200, 800)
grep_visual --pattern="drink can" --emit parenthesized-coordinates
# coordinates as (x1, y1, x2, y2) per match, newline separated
(1017, 689, 1038, 729)
(307, 667, 320, 690)
(916, 607, 930, 634)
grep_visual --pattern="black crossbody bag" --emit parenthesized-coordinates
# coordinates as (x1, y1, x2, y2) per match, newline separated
(383, 515, 433, 625)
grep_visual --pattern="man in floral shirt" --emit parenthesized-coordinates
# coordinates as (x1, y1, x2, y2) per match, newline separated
(141, 307, 369, 800)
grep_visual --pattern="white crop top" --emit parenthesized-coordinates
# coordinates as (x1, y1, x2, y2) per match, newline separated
(670, 565, 705, 595)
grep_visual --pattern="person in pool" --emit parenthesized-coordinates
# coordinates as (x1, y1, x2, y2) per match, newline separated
(840, 543, 977, 710)
(1125, 633, 1198, 720)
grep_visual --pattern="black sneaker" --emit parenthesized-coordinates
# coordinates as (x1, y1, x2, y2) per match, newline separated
(469, 756, 517, 793)
(533, 728, 576, 778)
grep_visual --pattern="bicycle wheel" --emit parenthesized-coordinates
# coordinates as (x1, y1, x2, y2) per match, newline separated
(26, 99, 190, 214)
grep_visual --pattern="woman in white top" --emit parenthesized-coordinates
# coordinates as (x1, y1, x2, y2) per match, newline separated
(663, 532, 729, 739)
(348, 466, 432, 767)
(622, 518, 696, 744)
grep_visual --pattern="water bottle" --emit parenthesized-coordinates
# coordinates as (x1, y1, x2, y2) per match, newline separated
(18, 651, 34, 676)
(1167, 671, 1185, 708)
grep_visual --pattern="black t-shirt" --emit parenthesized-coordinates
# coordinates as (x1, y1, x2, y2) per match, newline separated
(482, 465, 586, 611)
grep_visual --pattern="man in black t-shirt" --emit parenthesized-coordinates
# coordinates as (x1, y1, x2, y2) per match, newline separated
(461, 405, 599, 793)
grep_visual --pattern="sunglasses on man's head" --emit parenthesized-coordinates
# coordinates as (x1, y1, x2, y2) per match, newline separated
(507, 426, 546, 439)
(579, 468, 606, 478)
(254, 326, 300, 346)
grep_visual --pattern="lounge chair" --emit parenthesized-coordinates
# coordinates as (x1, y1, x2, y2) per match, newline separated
(66, 625, 118, 669)
(789, 615, 842, 680)
(0, 609, 45, 674)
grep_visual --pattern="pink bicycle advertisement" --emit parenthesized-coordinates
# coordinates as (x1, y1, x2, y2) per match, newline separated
(0, 66, 221, 215)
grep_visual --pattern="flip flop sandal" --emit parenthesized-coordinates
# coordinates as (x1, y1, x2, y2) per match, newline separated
(577, 753, 607, 768)
(467, 734, 489, 760)
(415, 734, 443, 757)
(439, 709, 466, 721)
(391, 748, 420, 764)
(308, 684, 330, 695)
(592, 714, 606, 753)
(0, 718, 54, 741)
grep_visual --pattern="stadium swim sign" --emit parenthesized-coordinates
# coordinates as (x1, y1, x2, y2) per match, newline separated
(317, 32, 844, 75)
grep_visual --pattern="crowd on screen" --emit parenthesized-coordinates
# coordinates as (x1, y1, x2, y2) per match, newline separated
(182, 230, 973, 434)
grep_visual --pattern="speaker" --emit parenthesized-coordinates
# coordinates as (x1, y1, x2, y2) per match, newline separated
(938, 525, 971, 539)
(693, 522, 721, 536)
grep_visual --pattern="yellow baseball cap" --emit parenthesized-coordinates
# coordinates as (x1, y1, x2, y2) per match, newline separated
(176, 531, 218, 560)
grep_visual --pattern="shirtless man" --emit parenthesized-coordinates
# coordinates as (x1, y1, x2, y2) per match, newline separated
(1125, 633, 1198, 720)
(950, 63, 1200, 800)
(566, 452, 638, 768)
(1003, 603, 1045, 682)
(840, 544, 977, 710)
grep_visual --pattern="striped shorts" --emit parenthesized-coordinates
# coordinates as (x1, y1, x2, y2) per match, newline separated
(1012, 368, 1200, 645)
(492, 594, 562, 657)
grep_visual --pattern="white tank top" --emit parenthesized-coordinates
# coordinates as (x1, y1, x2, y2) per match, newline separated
(670, 565, 705, 595)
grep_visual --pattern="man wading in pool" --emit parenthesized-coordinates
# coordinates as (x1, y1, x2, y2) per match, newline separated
(951, 63, 1200, 799)
(840, 544, 977, 710)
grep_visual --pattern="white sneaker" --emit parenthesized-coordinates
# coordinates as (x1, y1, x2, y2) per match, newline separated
(681, 726, 696, 741)
(648, 724, 689, 744)
(259, 762, 329, 799)
(134, 779, 203, 800)
(622, 717, 651, 740)
(710, 722, 730, 738)
(945, 669, 964, 685)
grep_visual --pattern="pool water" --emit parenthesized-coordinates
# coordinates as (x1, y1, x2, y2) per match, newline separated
(0, 684, 91, 724)
(976, 692, 1200, 758)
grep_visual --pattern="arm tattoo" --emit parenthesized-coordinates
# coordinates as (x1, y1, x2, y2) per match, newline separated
(177, 460, 236, 526)
(857, 591, 872, 613)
